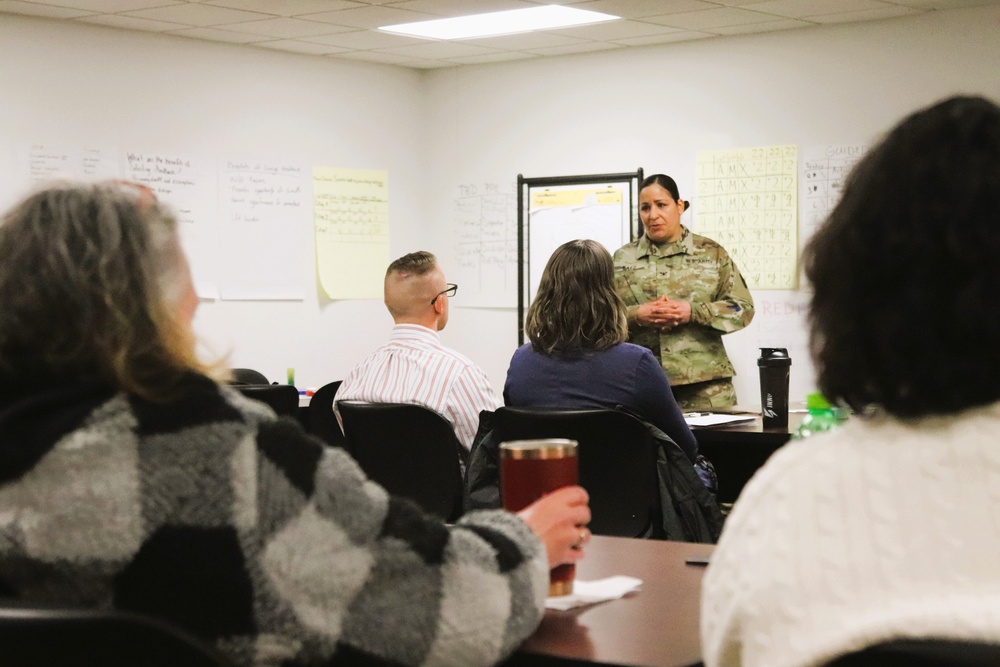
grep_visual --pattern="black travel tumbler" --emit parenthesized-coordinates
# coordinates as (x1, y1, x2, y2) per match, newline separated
(758, 347, 791, 428)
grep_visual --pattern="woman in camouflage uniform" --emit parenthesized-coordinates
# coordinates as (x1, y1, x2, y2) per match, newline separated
(613, 174, 754, 410)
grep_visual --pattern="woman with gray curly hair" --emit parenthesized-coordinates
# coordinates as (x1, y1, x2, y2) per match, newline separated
(0, 181, 590, 667)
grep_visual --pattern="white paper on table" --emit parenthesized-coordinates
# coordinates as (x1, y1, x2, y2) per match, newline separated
(545, 575, 642, 611)
(684, 413, 757, 427)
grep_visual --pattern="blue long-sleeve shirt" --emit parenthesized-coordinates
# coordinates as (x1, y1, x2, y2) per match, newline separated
(504, 342, 699, 462)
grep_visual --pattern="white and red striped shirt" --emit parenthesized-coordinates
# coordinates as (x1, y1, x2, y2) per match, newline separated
(335, 324, 501, 451)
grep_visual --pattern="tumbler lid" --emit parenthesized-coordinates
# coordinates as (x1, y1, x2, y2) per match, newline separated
(500, 439, 577, 459)
(758, 347, 791, 367)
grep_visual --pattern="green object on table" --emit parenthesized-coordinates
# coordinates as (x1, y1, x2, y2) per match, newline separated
(793, 392, 843, 440)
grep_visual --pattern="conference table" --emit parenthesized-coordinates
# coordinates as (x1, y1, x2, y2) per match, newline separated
(691, 411, 806, 505)
(505, 535, 714, 667)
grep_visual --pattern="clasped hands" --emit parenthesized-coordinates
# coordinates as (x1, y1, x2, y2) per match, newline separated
(637, 296, 691, 331)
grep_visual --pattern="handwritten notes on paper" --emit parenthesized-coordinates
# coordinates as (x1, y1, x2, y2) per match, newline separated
(801, 144, 868, 245)
(18, 143, 119, 184)
(696, 145, 798, 290)
(454, 182, 518, 308)
(2, 143, 120, 210)
(124, 151, 218, 298)
(220, 160, 307, 300)
(313, 167, 389, 300)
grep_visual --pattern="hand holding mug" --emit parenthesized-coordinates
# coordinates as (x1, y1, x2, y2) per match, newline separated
(517, 486, 591, 569)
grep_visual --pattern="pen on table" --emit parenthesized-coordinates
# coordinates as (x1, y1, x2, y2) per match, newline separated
(684, 412, 710, 418)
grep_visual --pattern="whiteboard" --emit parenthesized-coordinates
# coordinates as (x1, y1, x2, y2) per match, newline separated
(517, 171, 642, 344)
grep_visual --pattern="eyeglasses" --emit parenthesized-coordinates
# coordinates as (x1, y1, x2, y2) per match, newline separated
(431, 283, 458, 305)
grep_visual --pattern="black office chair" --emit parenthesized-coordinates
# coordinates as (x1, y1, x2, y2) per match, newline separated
(492, 407, 663, 539)
(0, 603, 233, 667)
(308, 380, 347, 449)
(235, 384, 299, 418)
(336, 401, 465, 522)
(229, 368, 269, 385)
(825, 638, 1000, 666)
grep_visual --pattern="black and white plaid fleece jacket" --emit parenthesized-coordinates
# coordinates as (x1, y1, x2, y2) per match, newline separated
(0, 373, 548, 666)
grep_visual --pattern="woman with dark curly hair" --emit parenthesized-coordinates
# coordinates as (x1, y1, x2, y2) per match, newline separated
(701, 95, 1000, 667)
(504, 238, 698, 462)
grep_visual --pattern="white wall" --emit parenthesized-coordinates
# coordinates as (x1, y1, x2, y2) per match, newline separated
(2, 8, 999, 404)
(423, 6, 1000, 406)
(0, 14, 427, 389)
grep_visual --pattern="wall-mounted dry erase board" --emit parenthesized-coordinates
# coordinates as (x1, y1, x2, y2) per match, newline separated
(517, 170, 643, 345)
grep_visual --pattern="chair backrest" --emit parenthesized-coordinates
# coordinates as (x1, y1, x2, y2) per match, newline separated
(493, 406, 662, 539)
(235, 384, 299, 418)
(0, 603, 233, 667)
(308, 381, 347, 449)
(336, 401, 464, 522)
(230, 368, 269, 385)
(824, 638, 1000, 667)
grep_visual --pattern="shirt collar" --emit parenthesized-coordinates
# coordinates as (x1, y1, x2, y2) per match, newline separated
(389, 323, 441, 342)
(637, 225, 692, 258)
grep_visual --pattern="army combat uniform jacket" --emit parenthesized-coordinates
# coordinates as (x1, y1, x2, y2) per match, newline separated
(613, 226, 754, 387)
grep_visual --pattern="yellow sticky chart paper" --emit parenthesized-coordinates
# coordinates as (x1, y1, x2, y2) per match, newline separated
(695, 145, 798, 290)
(531, 187, 622, 209)
(313, 167, 389, 299)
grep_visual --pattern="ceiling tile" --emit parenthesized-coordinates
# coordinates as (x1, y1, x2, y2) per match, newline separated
(254, 38, 350, 54)
(614, 29, 717, 45)
(212, 16, 347, 37)
(446, 50, 538, 65)
(564, 0, 719, 18)
(4, 0, 996, 71)
(77, 13, 188, 30)
(710, 17, 811, 33)
(643, 6, 786, 29)
(124, 3, 271, 26)
(294, 4, 439, 28)
(547, 17, 674, 39)
(170, 25, 274, 43)
(16, 0, 180, 10)
(808, 5, 922, 21)
(528, 41, 624, 56)
(301, 29, 427, 47)
(0, 1, 94, 18)
(329, 49, 440, 66)
(894, 0, 1000, 7)
(377, 39, 505, 58)
(470, 30, 594, 50)
(747, 0, 896, 19)
(389, 0, 537, 17)
(202, 0, 361, 16)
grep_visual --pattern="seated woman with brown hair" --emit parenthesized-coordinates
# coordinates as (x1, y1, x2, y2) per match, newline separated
(0, 181, 590, 667)
(504, 238, 699, 465)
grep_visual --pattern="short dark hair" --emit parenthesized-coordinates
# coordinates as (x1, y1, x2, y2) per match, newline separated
(386, 250, 437, 278)
(525, 239, 627, 356)
(803, 95, 1000, 417)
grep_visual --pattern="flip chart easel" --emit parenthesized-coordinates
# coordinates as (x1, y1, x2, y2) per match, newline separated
(516, 169, 643, 345)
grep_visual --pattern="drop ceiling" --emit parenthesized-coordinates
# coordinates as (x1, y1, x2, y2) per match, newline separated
(2, 0, 998, 69)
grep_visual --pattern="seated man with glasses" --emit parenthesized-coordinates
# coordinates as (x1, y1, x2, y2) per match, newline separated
(336, 251, 501, 453)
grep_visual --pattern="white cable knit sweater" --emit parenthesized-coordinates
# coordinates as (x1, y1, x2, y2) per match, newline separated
(701, 402, 1000, 667)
